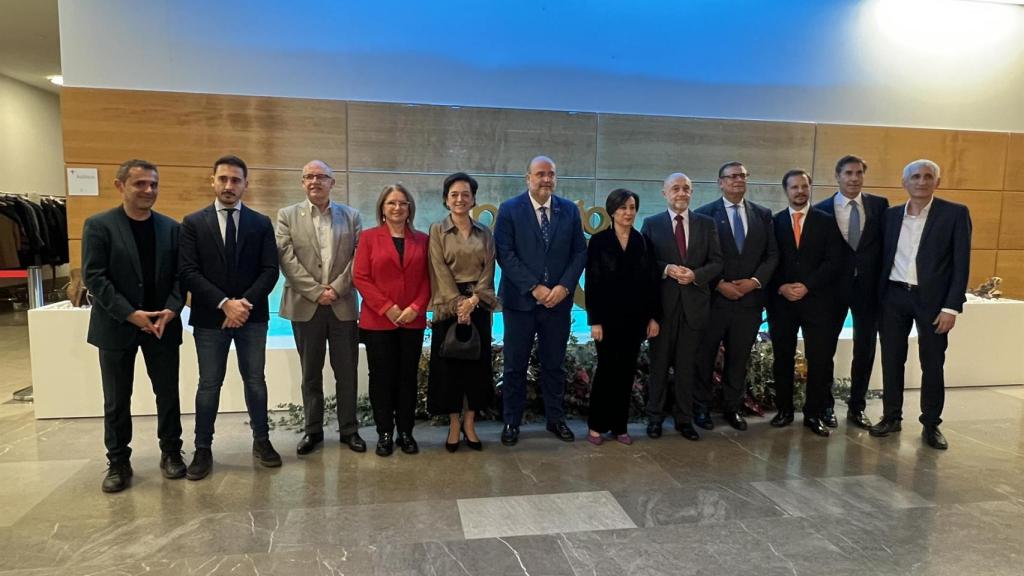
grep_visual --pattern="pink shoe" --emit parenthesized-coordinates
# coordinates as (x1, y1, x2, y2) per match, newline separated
(587, 432, 603, 445)
(615, 434, 633, 445)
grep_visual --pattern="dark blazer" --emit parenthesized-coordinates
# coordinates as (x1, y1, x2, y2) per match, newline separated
(878, 197, 972, 316)
(352, 225, 431, 331)
(814, 192, 889, 304)
(640, 210, 723, 329)
(584, 227, 660, 339)
(178, 203, 279, 329)
(693, 198, 778, 308)
(494, 191, 587, 312)
(82, 206, 184, 349)
(769, 207, 844, 314)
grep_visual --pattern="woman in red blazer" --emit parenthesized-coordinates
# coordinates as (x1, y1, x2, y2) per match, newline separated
(353, 183, 431, 457)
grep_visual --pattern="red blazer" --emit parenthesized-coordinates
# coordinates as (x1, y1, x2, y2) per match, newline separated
(354, 225, 431, 330)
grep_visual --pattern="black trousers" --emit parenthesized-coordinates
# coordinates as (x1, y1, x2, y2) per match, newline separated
(98, 332, 182, 464)
(647, 310, 701, 426)
(427, 308, 493, 415)
(878, 284, 948, 426)
(590, 325, 644, 434)
(362, 327, 424, 435)
(767, 298, 836, 417)
(292, 306, 359, 436)
(828, 278, 879, 412)
(696, 300, 762, 413)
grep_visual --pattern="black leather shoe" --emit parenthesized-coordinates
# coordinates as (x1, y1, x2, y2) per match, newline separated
(296, 433, 324, 455)
(724, 411, 748, 431)
(376, 432, 394, 456)
(186, 448, 212, 481)
(463, 428, 482, 451)
(340, 432, 367, 453)
(694, 410, 714, 431)
(770, 410, 794, 428)
(846, 410, 873, 430)
(803, 417, 831, 437)
(677, 422, 701, 441)
(546, 421, 575, 442)
(822, 407, 839, 428)
(869, 417, 902, 437)
(160, 451, 187, 479)
(923, 426, 948, 450)
(253, 439, 282, 468)
(102, 461, 133, 493)
(395, 432, 419, 454)
(646, 422, 663, 439)
(500, 424, 519, 446)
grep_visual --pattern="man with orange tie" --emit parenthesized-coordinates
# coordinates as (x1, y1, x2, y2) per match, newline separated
(766, 169, 843, 437)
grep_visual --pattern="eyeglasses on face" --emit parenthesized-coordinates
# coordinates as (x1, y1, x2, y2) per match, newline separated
(384, 201, 410, 208)
(721, 173, 749, 181)
(302, 174, 333, 182)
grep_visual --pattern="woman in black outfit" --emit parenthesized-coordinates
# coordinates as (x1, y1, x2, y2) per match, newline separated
(585, 189, 660, 445)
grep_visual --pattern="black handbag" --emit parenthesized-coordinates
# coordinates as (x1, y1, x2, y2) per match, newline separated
(440, 320, 480, 360)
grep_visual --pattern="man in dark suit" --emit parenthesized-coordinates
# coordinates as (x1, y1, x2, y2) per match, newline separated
(276, 160, 366, 456)
(870, 160, 971, 450)
(494, 155, 587, 446)
(179, 155, 281, 479)
(82, 159, 185, 493)
(693, 162, 778, 431)
(767, 170, 844, 437)
(641, 173, 723, 441)
(814, 155, 889, 429)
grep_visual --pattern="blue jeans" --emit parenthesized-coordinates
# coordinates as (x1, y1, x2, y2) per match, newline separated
(193, 322, 269, 448)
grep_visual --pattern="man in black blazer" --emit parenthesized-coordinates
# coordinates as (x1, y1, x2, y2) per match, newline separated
(814, 155, 889, 429)
(767, 170, 844, 437)
(870, 160, 971, 450)
(179, 155, 281, 479)
(641, 173, 723, 441)
(82, 159, 185, 493)
(693, 162, 778, 431)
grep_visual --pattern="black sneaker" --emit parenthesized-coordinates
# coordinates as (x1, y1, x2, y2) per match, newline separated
(186, 448, 213, 481)
(101, 461, 133, 493)
(253, 439, 282, 468)
(160, 451, 187, 479)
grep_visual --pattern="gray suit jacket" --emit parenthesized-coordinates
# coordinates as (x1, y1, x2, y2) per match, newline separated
(640, 210, 723, 329)
(276, 200, 362, 322)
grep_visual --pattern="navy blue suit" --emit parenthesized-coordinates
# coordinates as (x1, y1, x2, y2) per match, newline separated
(494, 191, 586, 426)
(877, 197, 971, 426)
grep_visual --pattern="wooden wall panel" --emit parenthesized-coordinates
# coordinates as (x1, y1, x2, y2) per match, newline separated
(1000, 192, 1024, 250)
(62, 88, 347, 170)
(936, 190, 1002, 250)
(347, 103, 597, 177)
(995, 251, 1024, 299)
(813, 125, 1007, 190)
(970, 250, 998, 290)
(596, 114, 815, 183)
(1005, 133, 1024, 192)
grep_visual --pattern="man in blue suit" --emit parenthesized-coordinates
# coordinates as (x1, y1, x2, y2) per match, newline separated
(494, 155, 587, 446)
(870, 159, 971, 450)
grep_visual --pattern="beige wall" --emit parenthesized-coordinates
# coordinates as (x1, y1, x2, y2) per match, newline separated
(0, 74, 63, 195)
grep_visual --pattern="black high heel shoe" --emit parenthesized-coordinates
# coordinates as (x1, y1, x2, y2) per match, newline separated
(462, 426, 483, 451)
(445, 427, 460, 453)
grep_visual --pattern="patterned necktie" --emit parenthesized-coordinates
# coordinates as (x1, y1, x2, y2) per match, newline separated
(792, 212, 803, 248)
(731, 204, 745, 253)
(539, 206, 551, 246)
(848, 200, 861, 250)
(674, 214, 687, 261)
(224, 208, 237, 269)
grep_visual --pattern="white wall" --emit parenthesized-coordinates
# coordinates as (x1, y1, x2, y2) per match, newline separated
(0, 74, 64, 195)
(58, 0, 1024, 131)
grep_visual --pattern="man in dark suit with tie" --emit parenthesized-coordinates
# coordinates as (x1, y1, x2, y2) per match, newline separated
(814, 155, 889, 430)
(870, 159, 971, 450)
(767, 170, 844, 437)
(494, 155, 587, 446)
(83, 159, 186, 493)
(179, 155, 281, 479)
(693, 161, 778, 431)
(641, 173, 723, 441)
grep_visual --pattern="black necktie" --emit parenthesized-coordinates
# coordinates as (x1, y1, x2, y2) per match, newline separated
(224, 208, 237, 272)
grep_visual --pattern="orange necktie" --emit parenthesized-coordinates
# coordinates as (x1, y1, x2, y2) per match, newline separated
(792, 212, 803, 248)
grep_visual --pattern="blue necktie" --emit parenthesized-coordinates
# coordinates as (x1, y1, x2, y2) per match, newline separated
(731, 204, 745, 253)
(848, 200, 862, 250)
(539, 206, 551, 283)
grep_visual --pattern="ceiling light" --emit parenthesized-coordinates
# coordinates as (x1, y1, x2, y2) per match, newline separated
(47, 75, 63, 86)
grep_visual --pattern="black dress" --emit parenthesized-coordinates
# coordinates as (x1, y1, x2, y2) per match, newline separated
(585, 227, 660, 435)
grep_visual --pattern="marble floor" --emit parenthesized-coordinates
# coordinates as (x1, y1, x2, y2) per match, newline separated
(2, 316, 1024, 575)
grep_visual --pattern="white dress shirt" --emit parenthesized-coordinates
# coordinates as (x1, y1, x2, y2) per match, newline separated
(214, 198, 241, 243)
(528, 194, 553, 227)
(890, 199, 958, 316)
(723, 197, 748, 236)
(664, 208, 690, 277)
(309, 200, 334, 285)
(788, 204, 809, 244)
(832, 191, 864, 244)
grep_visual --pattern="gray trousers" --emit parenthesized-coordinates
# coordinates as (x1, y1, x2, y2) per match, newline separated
(291, 306, 359, 436)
